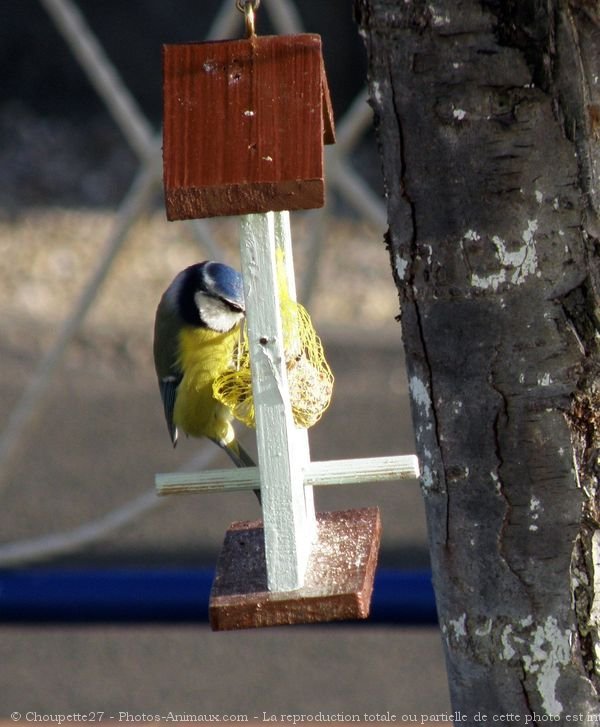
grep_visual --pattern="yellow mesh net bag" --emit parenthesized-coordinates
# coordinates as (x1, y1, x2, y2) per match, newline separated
(213, 253, 334, 429)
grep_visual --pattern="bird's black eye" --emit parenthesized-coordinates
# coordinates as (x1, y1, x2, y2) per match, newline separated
(224, 300, 244, 313)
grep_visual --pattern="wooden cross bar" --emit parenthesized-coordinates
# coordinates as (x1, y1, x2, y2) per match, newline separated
(156, 455, 421, 496)
(155, 211, 420, 630)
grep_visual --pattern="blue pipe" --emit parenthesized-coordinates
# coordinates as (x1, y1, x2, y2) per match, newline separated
(0, 568, 437, 625)
(372, 570, 437, 625)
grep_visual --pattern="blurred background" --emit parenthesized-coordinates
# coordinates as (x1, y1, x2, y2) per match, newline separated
(0, 0, 451, 718)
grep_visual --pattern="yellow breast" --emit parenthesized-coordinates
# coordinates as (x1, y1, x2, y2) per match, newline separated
(173, 325, 240, 445)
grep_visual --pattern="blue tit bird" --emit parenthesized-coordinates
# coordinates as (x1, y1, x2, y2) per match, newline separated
(153, 261, 256, 473)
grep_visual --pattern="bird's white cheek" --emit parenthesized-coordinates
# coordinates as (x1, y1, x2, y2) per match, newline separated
(210, 309, 243, 332)
(195, 292, 243, 332)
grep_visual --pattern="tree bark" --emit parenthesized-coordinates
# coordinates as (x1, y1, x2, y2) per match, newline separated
(356, 0, 600, 718)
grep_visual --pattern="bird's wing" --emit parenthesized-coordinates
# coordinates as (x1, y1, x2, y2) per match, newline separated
(159, 375, 181, 446)
(154, 296, 185, 447)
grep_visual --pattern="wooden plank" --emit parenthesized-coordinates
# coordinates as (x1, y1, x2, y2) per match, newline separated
(209, 508, 381, 630)
(306, 454, 420, 486)
(321, 63, 336, 146)
(155, 454, 421, 495)
(162, 34, 335, 219)
(239, 212, 315, 592)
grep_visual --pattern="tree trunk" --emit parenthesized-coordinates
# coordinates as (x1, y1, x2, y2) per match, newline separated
(356, 0, 600, 718)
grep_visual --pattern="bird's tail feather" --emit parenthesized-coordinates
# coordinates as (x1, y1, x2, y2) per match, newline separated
(213, 438, 261, 503)
(229, 441, 256, 468)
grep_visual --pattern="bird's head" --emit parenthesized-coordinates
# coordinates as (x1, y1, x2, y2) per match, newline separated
(168, 261, 245, 332)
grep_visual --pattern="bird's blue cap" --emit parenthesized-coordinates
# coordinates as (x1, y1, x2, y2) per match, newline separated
(203, 261, 244, 309)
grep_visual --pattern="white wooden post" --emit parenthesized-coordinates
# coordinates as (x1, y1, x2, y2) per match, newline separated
(239, 211, 315, 592)
(273, 211, 316, 527)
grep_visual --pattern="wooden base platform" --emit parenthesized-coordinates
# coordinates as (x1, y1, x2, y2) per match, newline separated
(209, 507, 381, 630)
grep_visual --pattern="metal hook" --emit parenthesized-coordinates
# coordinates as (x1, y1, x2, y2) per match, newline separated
(236, 0, 260, 37)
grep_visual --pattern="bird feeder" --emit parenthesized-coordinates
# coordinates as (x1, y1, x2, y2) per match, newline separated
(157, 1, 419, 630)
